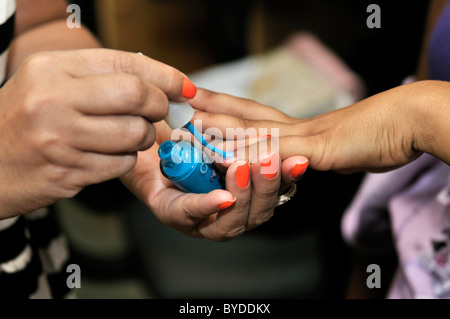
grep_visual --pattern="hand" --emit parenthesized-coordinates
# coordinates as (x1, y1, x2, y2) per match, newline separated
(190, 87, 429, 173)
(120, 121, 309, 242)
(0, 48, 192, 218)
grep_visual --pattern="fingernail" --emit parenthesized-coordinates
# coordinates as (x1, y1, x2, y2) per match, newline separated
(260, 153, 279, 179)
(290, 159, 309, 179)
(235, 161, 250, 188)
(182, 78, 197, 99)
(218, 198, 236, 210)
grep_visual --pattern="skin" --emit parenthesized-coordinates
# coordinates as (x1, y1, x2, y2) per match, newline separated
(121, 118, 308, 241)
(0, 0, 189, 218)
(190, 0, 450, 174)
(191, 81, 450, 173)
(189, 1, 450, 297)
(188, 0, 450, 172)
(0, 49, 187, 217)
(1, 0, 307, 242)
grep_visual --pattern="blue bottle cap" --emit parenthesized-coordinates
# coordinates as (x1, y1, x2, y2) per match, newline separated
(159, 140, 200, 181)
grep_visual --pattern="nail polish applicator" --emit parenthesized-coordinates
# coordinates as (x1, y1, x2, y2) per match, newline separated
(137, 52, 232, 158)
(164, 102, 234, 159)
(158, 102, 232, 193)
(137, 52, 230, 193)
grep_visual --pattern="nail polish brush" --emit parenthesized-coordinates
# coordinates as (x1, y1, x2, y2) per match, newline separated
(164, 102, 234, 159)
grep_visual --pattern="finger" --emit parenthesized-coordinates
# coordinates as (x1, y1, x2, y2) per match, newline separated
(162, 189, 236, 239)
(278, 155, 309, 194)
(195, 161, 251, 241)
(70, 115, 156, 153)
(159, 189, 239, 242)
(75, 152, 139, 186)
(191, 112, 319, 168)
(280, 155, 309, 184)
(276, 135, 392, 172)
(123, 146, 238, 241)
(194, 125, 317, 173)
(226, 135, 316, 169)
(246, 153, 281, 230)
(210, 136, 278, 172)
(190, 88, 296, 122)
(192, 111, 295, 138)
(222, 136, 280, 164)
(215, 135, 321, 175)
(70, 73, 169, 122)
(59, 48, 194, 101)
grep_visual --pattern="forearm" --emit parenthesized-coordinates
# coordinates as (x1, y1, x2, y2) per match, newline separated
(301, 80, 450, 170)
(409, 80, 450, 165)
(8, 20, 100, 77)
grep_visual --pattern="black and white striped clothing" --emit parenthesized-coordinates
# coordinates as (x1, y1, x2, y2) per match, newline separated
(0, 0, 72, 298)
(0, 209, 72, 298)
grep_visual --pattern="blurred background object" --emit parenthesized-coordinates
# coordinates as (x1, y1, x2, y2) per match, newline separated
(58, 0, 429, 298)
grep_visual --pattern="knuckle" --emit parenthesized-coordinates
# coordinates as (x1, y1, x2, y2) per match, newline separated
(53, 185, 81, 201)
(202, 89, 217, 99)
(31, 129, 61, 153)
(215, 226, 246, 242)
(161, 67, 181, 92)
(236, 97, 258, 115)
(240, 118, 255, 131)
(19, 55, 66, 118)
(113, 52, 135, 74)
(87, 154, 137, 184)
(257, 187, 279, 199)
(194, 110, 213, 124)
(128, 117, 152, 148)
(242, 97, 257, 106)
(46, 166, 74, 189)
(149, 88, 169, 120)
(168, 66, 180, 83)
(144, 123, 156, 149)
(182, 209, 198, 223)
(58, 188, 80, 200)
(23, 89, 60, 117)
(118, 154, 139, 174)
(113, 154, 138, 174)
(22, 53, 58, 74)
(121, 75, 148, 108)
(249, 211, 274, 227)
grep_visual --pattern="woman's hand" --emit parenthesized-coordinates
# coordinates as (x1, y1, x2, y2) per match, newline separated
(190, 82, 450, 173)
(120, 121, 309, 242)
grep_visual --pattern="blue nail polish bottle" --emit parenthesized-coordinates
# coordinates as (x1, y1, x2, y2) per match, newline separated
(158, 140, 225, 194)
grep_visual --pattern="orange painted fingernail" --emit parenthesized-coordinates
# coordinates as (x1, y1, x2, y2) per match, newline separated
(260, 153, 279, 179)
(182, 78, 197, 99)
(218, 198, 236, 210)
(235, 161, 250, 188)
(290, 160, 309, 179)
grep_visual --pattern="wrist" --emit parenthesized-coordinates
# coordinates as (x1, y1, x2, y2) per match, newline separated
(407, 80, 450, 163)
(397, 81, 425, 155)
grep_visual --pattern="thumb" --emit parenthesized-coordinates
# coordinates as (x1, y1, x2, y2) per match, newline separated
(163, 189, 235, 237)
